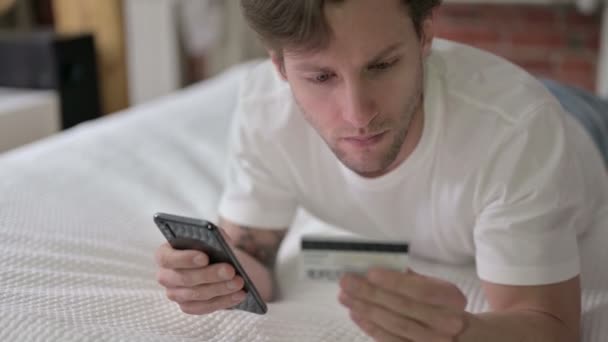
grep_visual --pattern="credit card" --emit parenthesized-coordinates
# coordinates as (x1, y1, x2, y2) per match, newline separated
(300, 235, 409, 281)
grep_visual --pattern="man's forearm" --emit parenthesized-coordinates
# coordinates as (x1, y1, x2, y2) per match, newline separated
(232, 247, 275, 302)
(219, 218, 286, 303)
(460, 310, 579, 342)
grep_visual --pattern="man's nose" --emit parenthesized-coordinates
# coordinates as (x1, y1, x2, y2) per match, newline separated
(341, 81, 378, 129)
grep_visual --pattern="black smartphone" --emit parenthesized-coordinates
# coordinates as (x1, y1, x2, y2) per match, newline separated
(153, 212, 267, 315)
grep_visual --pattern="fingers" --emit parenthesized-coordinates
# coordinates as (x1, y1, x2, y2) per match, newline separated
(367, 268, 468, 310)
(340, 290, 460, 341)
(157, 262, 236, 287)
(155, 242, 209, 269)
(155, 241, 245, 316)
(178, 290, 247, 315)
(339, 276, 464, 340)
(342, 292, 428, 340)
(166, 276, 245, 303)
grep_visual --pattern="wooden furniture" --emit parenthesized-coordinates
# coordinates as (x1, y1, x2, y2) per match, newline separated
(52, 0, 129, 114)
(0, 0, 16, 15)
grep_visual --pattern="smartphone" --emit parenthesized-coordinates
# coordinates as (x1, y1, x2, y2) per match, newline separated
(153, 212, 267, 315)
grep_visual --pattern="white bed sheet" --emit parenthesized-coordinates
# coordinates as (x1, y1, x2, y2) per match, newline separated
(0, 63, 607, 341)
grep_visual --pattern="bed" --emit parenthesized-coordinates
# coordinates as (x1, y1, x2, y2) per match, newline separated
(1, 63, 607, 341)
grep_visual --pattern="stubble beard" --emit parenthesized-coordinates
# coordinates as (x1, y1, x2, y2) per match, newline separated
(335, 72, 424, 177)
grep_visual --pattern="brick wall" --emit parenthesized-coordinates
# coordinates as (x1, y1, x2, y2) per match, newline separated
(435, 4, 602, 92)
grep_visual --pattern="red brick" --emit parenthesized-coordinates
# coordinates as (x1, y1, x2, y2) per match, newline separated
(438, 4, 522, 28)
(565, 9, 601, 30)
(581, 31, 601, 51)
(434, 2, 600, 88)
(521, 7, 559, 25)
(558, 56, 596, 74)
(476, 5, 526, 23)
(555, 70, 597, 92)
(512, 59, 555, 75)
(436, 26, 501, 45)
(509, 30, 566, 48)
(468, 43, 509, 57)
(481, 5, 557, 27)
(438, 4, 483, 20)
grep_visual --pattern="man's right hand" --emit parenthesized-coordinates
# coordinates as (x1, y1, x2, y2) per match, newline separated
(155, 242, 247, 315)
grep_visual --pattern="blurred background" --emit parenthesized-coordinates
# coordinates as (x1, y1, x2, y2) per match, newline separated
(0, 0, 606, 153)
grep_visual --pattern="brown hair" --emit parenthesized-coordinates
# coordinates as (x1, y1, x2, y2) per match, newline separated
(240, 0, 441, 55)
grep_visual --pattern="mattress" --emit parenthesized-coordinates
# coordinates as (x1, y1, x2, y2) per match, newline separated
(1, 63, 607, 341)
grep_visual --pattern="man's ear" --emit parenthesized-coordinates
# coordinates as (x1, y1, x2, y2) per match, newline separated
(420, 9, 437, 58)
(270, 51, 288, 81)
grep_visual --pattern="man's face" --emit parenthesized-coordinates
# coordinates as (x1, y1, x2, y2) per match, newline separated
(276, 0, 434, 177)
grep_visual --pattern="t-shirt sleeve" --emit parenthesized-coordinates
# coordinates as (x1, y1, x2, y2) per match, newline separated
(217, 87, 297, 230)
(474, 102, 587, 286)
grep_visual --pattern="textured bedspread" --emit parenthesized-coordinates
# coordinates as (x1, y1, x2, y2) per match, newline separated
(1, 64, 607, 341)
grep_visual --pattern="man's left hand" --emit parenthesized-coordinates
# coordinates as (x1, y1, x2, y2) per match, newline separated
(339, 268, 469, 342)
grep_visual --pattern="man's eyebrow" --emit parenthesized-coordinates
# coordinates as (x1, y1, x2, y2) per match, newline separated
(292, 63, 333, 73)
(366, 42, 405, 65)
(292, 42, 405, 72)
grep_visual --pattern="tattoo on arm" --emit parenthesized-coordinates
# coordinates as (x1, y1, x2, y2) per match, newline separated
(233, 226, 286, 268)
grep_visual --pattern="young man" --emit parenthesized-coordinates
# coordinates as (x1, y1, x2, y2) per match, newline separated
(155, 0, 608, 340)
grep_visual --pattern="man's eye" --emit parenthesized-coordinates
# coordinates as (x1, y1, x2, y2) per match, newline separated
(314, 73, 332, 83)
(373, 62, 391, 70)
(370, 59, 398, 71)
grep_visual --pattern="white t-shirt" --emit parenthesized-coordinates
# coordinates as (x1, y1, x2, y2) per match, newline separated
(218, 39, 608, 286)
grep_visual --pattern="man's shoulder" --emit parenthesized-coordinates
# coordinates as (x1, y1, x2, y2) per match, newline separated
(234, 60, 311, 146)
(239, 59, 291, 103)
(429, 39, 560, 126)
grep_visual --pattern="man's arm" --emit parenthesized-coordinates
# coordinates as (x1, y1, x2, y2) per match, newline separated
(338, 269, 581, 341)
(462, 276, 581, 342)
(219, 217, 287, 302)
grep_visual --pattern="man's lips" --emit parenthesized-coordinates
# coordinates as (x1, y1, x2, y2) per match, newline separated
(342, 131, 388, 147)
